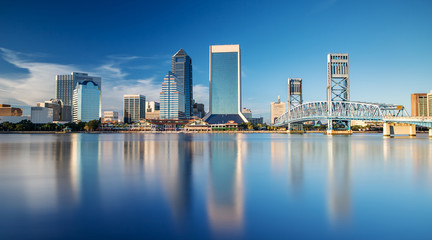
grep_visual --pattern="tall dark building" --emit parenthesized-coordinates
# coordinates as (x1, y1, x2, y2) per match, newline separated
(171, 49, 193, 118)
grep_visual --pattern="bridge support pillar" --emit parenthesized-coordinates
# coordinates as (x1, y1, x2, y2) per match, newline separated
(409, 124, 416, 136)
(383, 123, 391, 137)
(429, 128, 432, 137)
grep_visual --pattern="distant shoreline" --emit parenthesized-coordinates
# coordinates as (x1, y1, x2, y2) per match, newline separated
(0, 130, 429, 135)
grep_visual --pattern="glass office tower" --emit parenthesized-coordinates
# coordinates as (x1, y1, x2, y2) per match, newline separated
(160, 72, 185, 120)
(171, 49, 193, 118)
(56, 72, 102, 106)
(123, 94, 146, 123)
(203, 44, 248, 124)
(72, 80, 101, 123)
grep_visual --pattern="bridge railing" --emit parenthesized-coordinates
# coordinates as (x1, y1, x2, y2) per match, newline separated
(275, 101, 391, 126)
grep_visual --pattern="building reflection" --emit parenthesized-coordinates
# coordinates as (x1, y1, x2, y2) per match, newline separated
(122, 134, 194, 223)
(411, 140, 432, 185)
(70, 134, 102, 208)
(207, 134, 244, 235)
(288, 140, 304, 195)
(163, 134, 193, 221)
(327, 137, 351, 225)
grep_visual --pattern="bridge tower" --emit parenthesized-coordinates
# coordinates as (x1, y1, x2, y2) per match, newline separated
(327, 53, 350, 132)
(288, 78, 303, 131)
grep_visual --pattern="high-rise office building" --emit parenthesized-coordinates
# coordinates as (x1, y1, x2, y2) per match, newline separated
(160, 72, 185, 120)
(203, 44, 248, 124)
(56, 72, 102, 107)
(411, 93, 428, 117)
(428, 91, 432, 117)
(123, 94, 146, 123)
(171, 49, 193, 118)
(270, 96, 286, 125)
(72, 80, 101, 123)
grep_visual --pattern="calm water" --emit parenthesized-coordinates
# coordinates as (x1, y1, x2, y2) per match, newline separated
(0, 133, 432, 239)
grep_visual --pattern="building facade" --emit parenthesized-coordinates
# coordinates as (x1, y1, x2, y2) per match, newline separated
(203, 44, 248, 124)
(0, 104, 22, 116)
(37, 99, 72, 122)
(428, 91, 432, 117)
(160, 72, 185, 120)
(270, 97, 286, 125)
(242, 108, 252, 119)
(171, 49, 193, 118)
(411, 93, 428, 117)
(56, 72, 102, 107)
(103, 111, 119, 123)
(72, 80, 101, 123)
(193, 102, 206, 118)
(145, 101, 160, 113)
(31, 107, 53, 124)
(123, 94, 146, 123)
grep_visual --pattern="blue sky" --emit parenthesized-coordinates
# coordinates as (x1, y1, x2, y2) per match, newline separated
(1, 0, 431, 122)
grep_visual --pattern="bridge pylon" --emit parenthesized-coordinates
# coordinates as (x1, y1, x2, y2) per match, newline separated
(288, 78, 304, 133)
(327, 53, 351, 134)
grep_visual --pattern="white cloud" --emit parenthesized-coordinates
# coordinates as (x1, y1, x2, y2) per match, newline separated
(0, 48, 163, 114)
(0, 48, 78, 105)
(0, 48, 210, 118)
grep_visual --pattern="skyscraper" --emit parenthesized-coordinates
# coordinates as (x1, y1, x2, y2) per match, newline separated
(171, 49, 193, 118)
(203, 44, 248, 124)
(56, 72, 102, 107)
(123, 94, 146, 123)
(72, 80, 101, 122)
(160, 72, 185, 120)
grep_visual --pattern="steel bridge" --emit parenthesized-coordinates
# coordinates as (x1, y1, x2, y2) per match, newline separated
(274, 101, 432, 129)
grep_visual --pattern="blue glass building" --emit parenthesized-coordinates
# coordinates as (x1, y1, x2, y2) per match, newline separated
(160, 72, 185, 120)
(171, 49, 193, 118)
(203, 45, 248, 124)
(72, 80, 101, 122)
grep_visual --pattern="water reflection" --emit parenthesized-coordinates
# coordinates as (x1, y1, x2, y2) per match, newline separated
(207, 134, 244, 236)
(327, 137, 351, 225)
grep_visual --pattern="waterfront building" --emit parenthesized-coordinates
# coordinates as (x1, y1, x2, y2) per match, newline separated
(411, 93, 427, 117)
(123, 94, 146, 123)
(145, 101, 160, 112)
(31, 107, 53, 124)
(203, 44, 248, 124)
(145, 111, 160, 120)
(103, 111, 119, 123)
(160, 72, 185, 120)
(428, 91, 432, 117)
(72, 80, 101, 123)
(193, 102, 206, 118)
(37, 99, 72, 122)
(171, 49, 193, 118)
(0, 104, 23, 116)
(270, 96, 286, 125)
(56, 72, 102, 107)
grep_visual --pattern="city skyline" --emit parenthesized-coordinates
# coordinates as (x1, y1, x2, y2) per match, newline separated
(1, 0, 432, 123)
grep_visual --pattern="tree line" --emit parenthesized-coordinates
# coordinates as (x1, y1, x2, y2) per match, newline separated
(0, 120, 100, 132)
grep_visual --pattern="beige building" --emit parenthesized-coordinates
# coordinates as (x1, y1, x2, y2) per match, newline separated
(411, 93, 428, 117)
(428, 91, 432, 117)
(270, 97, 286, 125)
(0, 104, 23, 116)
(146, 110, 160, 120)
